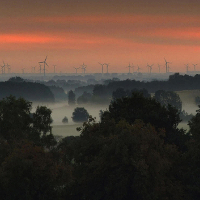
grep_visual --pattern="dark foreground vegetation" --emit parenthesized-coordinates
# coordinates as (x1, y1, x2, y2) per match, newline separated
(1, 93, 200, 199)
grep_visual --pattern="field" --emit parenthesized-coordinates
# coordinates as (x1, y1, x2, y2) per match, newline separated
(42, 90, 200, 137)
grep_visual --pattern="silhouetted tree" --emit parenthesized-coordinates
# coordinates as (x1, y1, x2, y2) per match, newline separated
(77, 91, 92, 105)
(102, 92, 187, 151)
(112, 88, 127, 100)
(70, 118, 183, 200)
(68, 90, 76, 106)
(154, 90, 182, 112)
(62, 116, 68, 123)
(72, 107, 89, 123)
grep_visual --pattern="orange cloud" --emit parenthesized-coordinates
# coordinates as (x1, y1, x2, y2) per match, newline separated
(0, 34, 62, 43)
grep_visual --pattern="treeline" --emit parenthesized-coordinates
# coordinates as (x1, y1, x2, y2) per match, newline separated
(0, 77, 55, 102)
(0, 94, 200, 199)
(73, 73, 200, 100)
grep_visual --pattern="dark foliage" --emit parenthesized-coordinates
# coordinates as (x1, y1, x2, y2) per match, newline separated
(154, 90, 182, 112)
(62, 116, 68, 123)
(0, 80, 54, 102)
(68, 90, 76, 106)
(77, 91, 92, 105)
(72, 107, 89, 122)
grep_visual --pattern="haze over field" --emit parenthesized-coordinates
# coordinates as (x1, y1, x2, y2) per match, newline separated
(0, 0, 200, 73)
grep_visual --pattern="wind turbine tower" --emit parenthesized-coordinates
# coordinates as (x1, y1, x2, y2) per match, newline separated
(164, 58, 172, 73)
(98, 62, 104, 74)
(149, 64, 153, 74)
(74, 67, 79, 74)
(6, 63, 10, 74)
(127, 63, 132, 74)
(192, 64, 198, 71)
(1, 62, 5, 74)
(131, 63, 135, 73)
(53, 65, 56, 74)
(39, 56, 49, 76)
(7, 65, 11, 74)
(185, 64, 189, 73)
(22, 68, 25, 74)
(2, 61, 5, 74)
(158, 64, 161, 73)
(104, 63, 110, 73)
(137, 65, 141, 73)
(80, 63, 87, 74)
(1, 65, 4, 74)
(82, 66, 86, 74)
(39, 64, 42, 74)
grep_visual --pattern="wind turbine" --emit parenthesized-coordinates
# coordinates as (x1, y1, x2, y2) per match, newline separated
(53, 65, 56, 74)
(6, 63, 10, 74)
(185, 64, 189, 73)
(7, 65, 11, 74)
(38, 64, 42, 74)
(39, 56, 49, 76)
(98, 62, 104, 74)
(147, 63, 153, 74)
(104, 63, 110, 73)
(22, 68, 25, 74)
(192, 64, 198, 71)
(1, 65, 4, 74)
(80, 63, 87, 74)
(164, 58, 172, 73)
(127, 63, 132, 74)
(149, 64, 154, 74)
(2, 61, 5, 74)
(131, 63, 135, 73)
(137, 65, 141, 73)
(82, 66, 87, 74)
(74, 67, 80, 74)
(1, 61, 5, 74)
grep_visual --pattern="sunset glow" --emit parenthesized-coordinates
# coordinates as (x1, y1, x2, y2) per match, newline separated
(0, 0, 200, 73)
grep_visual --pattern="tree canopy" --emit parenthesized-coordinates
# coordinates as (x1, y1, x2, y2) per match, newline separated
(154, 90, 182, 112)
(68, 90, 76, 106)
(72, 107, 90, 123)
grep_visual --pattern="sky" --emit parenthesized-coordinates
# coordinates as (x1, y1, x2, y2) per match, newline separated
(0, 0, 200, 74)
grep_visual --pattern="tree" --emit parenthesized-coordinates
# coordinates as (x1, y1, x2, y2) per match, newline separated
(0, 96, 56, 148)
(72, 107, 89, 123)
(68, 90, 76, 106)
(188, 106, 200, 140)
(33, 106, 53, 136)
(77, 91, 92, 105)
(70, 119, 183, 200)
(0, 96, 32, 141)
(92, 84, 109, 104)
(112, 88, 127, 100)
(0, 141, 72, 200)
(62, 116, 68, 123)
(101, 92, 187, 151)
(154, 90, 182, 112)
(104, 92, 181, 132)
(32, 106, 55, 148)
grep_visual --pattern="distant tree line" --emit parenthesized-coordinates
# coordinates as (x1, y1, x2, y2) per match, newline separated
(0, 77, 55, 102)
(73, 73, 200, 100)
(1, 94, 200, 199)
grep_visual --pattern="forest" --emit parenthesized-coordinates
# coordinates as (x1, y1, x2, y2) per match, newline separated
(0, 91, 200, 199)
